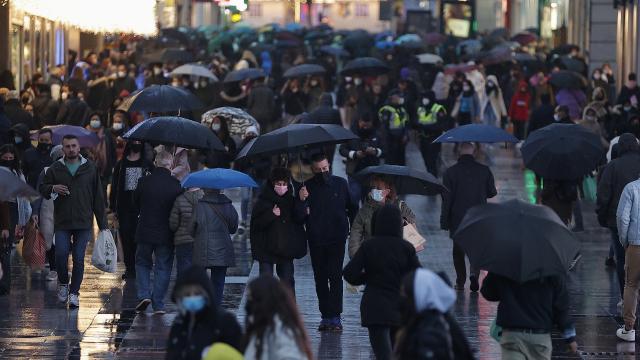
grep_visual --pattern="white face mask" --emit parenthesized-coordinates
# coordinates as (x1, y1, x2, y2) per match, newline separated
(153, 67, 162, 76)
(117, 71, 127, 78)
(200, 80, 208, 88)
(61, 92, 68, 100)
(463, 85, 470, 92)
(422, 98, 430, 106)
(90, 119, 101, 129)
(112, 123, 124, 131)
(310, 80, 318, 87)
(171, 81, 180, 87)
(354, 78, 362, 86)
(398, 98, 405, 105)
(553, 114, 561, 121)
(371, 189, 385, 202)
(211, 123, 221, 132)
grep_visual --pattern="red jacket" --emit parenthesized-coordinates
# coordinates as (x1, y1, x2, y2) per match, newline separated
(509, 84, 532, 122)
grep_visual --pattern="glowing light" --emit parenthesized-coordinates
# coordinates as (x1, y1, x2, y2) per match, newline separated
(13, 0, 157, 35)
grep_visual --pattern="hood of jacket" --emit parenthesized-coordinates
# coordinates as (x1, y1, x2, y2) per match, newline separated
(200, 191, 232, 205)
(319, 93, 333, 107)
(171, 265, 216, 303)
(618, 133, 639, 155)
(10, 123, 29, 138)
(184, 189, 205, 206)
(413, 269, 457, 313)
(372, 204, 403, 238)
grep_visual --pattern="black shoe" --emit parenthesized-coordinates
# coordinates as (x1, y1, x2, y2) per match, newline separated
(136, 298, 151, 313)
(470, 276, 479, 292)
(122, 271, 136, 280)
(605, 257, 616, 268)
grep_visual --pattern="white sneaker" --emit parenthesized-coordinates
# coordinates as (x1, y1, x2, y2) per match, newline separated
(46, 271, 58, 282)
(57, 284, 69, 303)
(68, 293, 79, 308)
(616, 327, 636, 342)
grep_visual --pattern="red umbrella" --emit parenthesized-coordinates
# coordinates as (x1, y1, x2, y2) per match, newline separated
(424, 32, 447, 46)
(511, 32, 538, 46)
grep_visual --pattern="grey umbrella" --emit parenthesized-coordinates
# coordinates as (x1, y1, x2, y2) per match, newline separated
(0, 168, 39, 201)
(170, 64, 219, 81)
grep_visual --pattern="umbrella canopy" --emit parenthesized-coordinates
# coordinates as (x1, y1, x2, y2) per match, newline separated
(475, 47, 512, 65)
(454, 199, 580, 283)
(0, 168, 40, 201)
(223, 68, 265, 83)
(341, 57, 390, 76)
(43, 125, 100, 148)
(549, 70, 588, 89)
(511, 32, 538, 46)
(142, 48, 194, 64)
(434, 124, 519, 143)
(416, 53, 443, 65)
(513, 53, 538, 63)
(443, 63, 477, 75)
(201, 107, 260, 137)
(182, 168, 258, 190)
(395, 33, 422, 45)
(456, 39, 482, 55)
(319, 45, 350, 58)
(235, 124, 357, 160)
(559, 56, 586, 74)
(283, 64, 326, 79)
(123, 116, 225, 151)
(169, 64, 218, 81)
(375, 40, 396, 50)
(355, 165, 446, 196)
(424, 32, 447, 46)
(521, 123, 604, 180)
(118, 85, 204, 112)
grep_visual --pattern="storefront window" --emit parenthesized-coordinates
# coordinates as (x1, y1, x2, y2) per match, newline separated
(23, 16, 31, 86)
(35, 18, 41, 74)
(10, 25, 22, 90)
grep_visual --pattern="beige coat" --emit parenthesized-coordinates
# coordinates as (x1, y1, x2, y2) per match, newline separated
(481, 75, 508, 124)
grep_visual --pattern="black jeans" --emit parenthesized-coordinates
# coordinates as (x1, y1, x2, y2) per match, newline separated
(611, 228, 626, 298)
(385, 134, 406, 166)
(453, 241, 478, 286)
(419, 138, 442, 177)
(117, 211, 138, 274)
(513, 121, 526, 140)
(259, 260, 295, 294)
(367, 326, 397, 360)
(309, 242, 345, 319)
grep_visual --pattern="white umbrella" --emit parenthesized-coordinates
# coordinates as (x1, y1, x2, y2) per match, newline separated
(416, 53, 443, 64)
(169, 63, 219, 81)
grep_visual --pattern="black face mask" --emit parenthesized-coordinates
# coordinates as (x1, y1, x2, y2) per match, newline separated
(129, 143, 143, 154)
(0, 160, 13, 169)
(358, 127, 374, 138)
(37, 142, 53, 153)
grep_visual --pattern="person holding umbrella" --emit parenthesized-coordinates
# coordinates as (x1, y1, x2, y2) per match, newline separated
(441, 142, 497, 291)
(250, 167, 306, 291)
(378, 90, 409, 166)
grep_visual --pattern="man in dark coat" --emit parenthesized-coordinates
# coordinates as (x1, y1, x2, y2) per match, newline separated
(298, 153, 358, 331)
(597, 133, 640, 300)
(10, 123, 35, 158)
(527, 93, 555, 135)
(246, 78, 277, 132)
(441, 142, 497, 291)
(134, 151, 183, 314)
(166, 266, 242, 359)
(55, 90, 90, 126)
(617, 73, 640, 106)
(305, 93, 342, 126)
(3, 90, 36, 129)
(0, 99, 11, 146)
(22, 128, 53, 188)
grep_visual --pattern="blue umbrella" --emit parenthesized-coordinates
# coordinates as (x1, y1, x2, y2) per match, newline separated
(285, 22, 304, 32)
(375, 40, 396, 50)
(433, 124, 519, 143)
(43, 125, 100, 148)
(182, 168, 258, 190)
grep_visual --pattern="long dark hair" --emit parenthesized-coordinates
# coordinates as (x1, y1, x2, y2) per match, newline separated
(243, 276, 313, 359)
(0, 144, 22, 175)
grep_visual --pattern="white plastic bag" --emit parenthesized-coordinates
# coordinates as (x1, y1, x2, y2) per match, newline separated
(91, 230, 117, 273)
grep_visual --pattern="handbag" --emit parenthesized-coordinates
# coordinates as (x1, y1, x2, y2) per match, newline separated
(22, 220, 46, 269)
(582, 176, 597, 203)
(403, 221, 426, 252)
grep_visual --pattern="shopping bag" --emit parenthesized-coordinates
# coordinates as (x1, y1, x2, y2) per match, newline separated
(582, 176, 597, 203)
(91, 229, 117, 273)
(403, 222, 426, 252)
(22, 220, 46, 269)
(490, 318, 503, 342)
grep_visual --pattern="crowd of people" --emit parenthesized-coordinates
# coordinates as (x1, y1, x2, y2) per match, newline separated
(2, 24, 640, 359)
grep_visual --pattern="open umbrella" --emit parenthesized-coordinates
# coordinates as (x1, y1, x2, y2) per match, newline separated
(341, 57, 390, 76)
(454, 199, 580, 283)
(395, 34, 422, 45)
(283, 64, 326, 79)
(456, 39, 482, 55)
(223, 68, 265, 83)
(319, 45, 350, 58)
(443, 63, 477, 75)
(118, 85, 204, 112)
(559, 56, 586, 74)
(355, 165, 446, 196)
(521, 123, 604, 180)
(511, 32, 538, 46)
(142, 48, 194, 64)
(0, 168, 40, 201)
(513, 53, 538, 63)
(235, 124, 357, 161)
(123, 116, 225, 151)
(202, 107, 260, 137)
(170, 64, 219, 81)
(416, 53, 443, 65)
(182, 168, 258, 190)
(434, 124, 519, 143)
(43, 125, 100, 148)
(549, 70, 588, 89)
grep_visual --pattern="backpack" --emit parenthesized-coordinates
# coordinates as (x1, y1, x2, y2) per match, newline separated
(401, 310, 454, 360)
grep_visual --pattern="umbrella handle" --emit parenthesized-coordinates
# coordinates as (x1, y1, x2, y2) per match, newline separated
(298, 153, 304, 186)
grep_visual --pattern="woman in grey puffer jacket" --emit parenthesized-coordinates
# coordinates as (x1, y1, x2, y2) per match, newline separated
(169, 188, 204, 277)
(188, 189, 238, 306)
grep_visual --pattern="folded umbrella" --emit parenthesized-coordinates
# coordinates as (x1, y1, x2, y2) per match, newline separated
(433, 124, 519, 144)
(549, 70, 588, 89)
(182, 168, 258, 190)
(283, 64, 326, 79)
(454, 199, 580, 283)
(43, 125, 100, 148)
(355, 165, 447, 196)
(223, 68, 265, 83)
(170, 64, 219, 81)
(202, 107, 259, 137)
(235, 124, 357, 160)
(118, 85, 204, 112)
(0, 168, 40, 201)
(521, 123, 604, 180)
(341, 57, 390, 76)
(123, 116, 225, 151)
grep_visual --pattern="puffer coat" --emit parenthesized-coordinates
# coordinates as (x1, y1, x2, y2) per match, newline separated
(189, 192, 238, 267)
(169, 189, 204, 245)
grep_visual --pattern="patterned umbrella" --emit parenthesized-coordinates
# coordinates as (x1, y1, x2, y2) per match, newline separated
(202, 107, 260, 137)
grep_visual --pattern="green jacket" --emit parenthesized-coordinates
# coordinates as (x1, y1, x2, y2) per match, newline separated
(40, 156, 107, 230)
(348, 197, 416, 258)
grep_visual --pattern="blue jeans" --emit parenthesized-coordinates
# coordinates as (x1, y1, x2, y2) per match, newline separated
(55, 229, 92, 295)
(135, 243, 174, 311)
(174, 243, 193, 279)
(240, 187, 252, 223)
(209, 266, 227, 307)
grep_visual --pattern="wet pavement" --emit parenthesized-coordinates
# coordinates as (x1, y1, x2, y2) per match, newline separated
(0, 141, 636, 359)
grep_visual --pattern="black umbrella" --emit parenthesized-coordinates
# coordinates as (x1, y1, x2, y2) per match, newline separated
(454, 199, 580, 283)
(223, 68, 265, 83)
(549, 70, 587, 89)
(521, 123, 604, 180)
(284, 64, 326, 79)
(235, 124, 357, 160)
(117, 85, 204, 112)
(142, 48, 194, 64)
(123, 116, 225, 151)
(341, 57, 390, 76)
(355, 165, 447, 196)
(559, 56, 586, 74)
(319, 45, 350, 58)
(0, 168, 39, 201)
